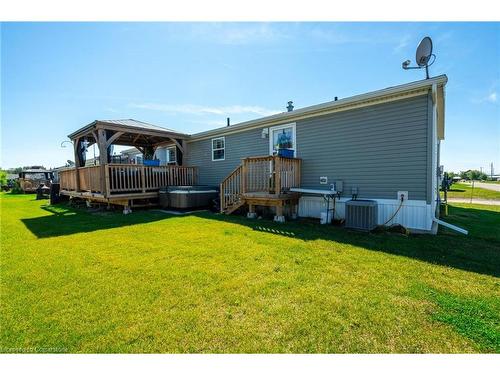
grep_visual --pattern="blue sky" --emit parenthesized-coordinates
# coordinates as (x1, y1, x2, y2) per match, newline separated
(1, 22, 499, 172)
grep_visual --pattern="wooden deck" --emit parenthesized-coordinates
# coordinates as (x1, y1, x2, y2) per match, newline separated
(220, 155, 301, 221)
(59, 164, 197, 209)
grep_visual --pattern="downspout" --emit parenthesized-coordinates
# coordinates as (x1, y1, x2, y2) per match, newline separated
(430, 83, 468, 235)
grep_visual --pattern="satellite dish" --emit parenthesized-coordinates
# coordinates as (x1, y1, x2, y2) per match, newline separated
(402, 36, 436, 79)
(416, 37, 433, 67)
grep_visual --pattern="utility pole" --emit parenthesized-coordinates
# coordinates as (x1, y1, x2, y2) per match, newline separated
(491, 162, 494, 179)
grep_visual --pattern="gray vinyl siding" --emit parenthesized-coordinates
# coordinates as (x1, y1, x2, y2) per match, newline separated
(297, 94, 430, 201)
(185, 127, 268, 186)
(186, 94, 430, 202)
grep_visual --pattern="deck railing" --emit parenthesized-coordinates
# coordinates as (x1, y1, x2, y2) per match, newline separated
(107, 164, 197, 193)
(59, 164, 197, 196)
(220, 155, 301, 212)
(219, 165, 243, 212)
(78, 165, 102, 193)
(59, 168, 79, 192)
(242, 155, 301, 194)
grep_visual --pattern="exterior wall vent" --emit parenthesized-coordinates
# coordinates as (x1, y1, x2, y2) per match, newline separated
(345, 200, 378, 231)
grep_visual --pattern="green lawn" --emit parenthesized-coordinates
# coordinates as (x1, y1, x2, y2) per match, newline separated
(442, 182, 500, 201)
(1, 193, 499, 353)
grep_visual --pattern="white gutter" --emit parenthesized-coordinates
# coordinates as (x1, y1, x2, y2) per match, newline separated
(430, 84, 468, 236)
(431, 83, 438, 216)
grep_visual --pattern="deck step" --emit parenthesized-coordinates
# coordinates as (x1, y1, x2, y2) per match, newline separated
(224, 199, 246, 215)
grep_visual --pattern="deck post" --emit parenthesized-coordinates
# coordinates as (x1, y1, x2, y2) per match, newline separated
(274, 156, 281, 195)
(247, 204, 257, 219)
(241, 158, 247, 194)
(140, 165, 146, 193)
(104, 165, 110, 197)
(274, 203, 285, 223)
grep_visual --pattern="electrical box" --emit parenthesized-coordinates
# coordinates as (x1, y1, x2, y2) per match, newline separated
(261, 128, 269, 139)
(335, 180, 343, 193)
(319, 176, 328, 185)
(397, 191, 408, 201)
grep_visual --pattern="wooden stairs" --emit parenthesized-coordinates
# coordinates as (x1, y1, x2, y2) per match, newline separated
(219, 155, 302, 217)
(224, 198, 246, 215)
(220, 165, 244, 214)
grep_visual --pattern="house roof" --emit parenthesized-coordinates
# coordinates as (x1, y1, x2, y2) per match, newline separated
(120, 147, 143, 155)
(190, 75, 448, 140)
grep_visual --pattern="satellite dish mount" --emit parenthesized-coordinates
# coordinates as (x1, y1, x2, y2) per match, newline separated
(402, 36, 436, 79)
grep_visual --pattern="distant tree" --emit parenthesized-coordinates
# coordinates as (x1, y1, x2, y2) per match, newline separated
(8, 167, 23, 174)
(460, 169, 488, 181)
(0, 170, 7, 186)
(468, 170, 478, 180)
(459, 171, 469, 180)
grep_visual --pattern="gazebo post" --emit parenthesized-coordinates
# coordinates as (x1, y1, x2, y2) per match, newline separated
(73, 137, 81, 192)
(97, 128, 109, 197)
(180, 139, 187, 166)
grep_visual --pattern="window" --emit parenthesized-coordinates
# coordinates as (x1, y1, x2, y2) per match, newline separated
(212, 137, 225, 161)
(166, 146, 177, 164)
(269, 123, 296, 155)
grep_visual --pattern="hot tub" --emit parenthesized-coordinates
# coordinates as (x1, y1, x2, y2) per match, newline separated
(160, 185, 218, 209)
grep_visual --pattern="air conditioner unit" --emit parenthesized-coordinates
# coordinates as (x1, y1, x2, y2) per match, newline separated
(345, 200, 378, 231)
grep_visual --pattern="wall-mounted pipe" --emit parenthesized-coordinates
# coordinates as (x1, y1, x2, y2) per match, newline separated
(432, 218, 468, 235)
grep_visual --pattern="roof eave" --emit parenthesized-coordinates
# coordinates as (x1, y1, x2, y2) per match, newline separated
(67, 120, 98, 140)
(190, 75, 448, 140)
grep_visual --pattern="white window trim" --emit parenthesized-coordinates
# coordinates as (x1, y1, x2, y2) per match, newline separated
(166, 146, 177, 164)
(211, 136, 225, 161)
(269, 122, 297, 156)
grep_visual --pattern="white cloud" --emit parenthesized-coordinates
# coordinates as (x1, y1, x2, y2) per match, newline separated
(435, 31, 454, 43)
(131, 103, 280, 117)
(184, 23, 288, 45)
(306, 25, 376, 45)
(472, 91, 498, 104)
(487, 92, 497, 103)
(393, 34, 411, 53)
(104, 106, 119, 113)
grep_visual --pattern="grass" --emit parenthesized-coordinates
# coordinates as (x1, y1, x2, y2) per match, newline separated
(413, 285, 500, 352)
(1, 193, 499, 353)
(442, 182, 500, 201)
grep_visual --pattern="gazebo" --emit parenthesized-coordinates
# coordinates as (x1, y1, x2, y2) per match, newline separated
(59, 119, 197, 212)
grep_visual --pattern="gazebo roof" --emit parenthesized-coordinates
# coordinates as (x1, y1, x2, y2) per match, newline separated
(91, 119, 181, 133)
(67, 119, 190, 148)
(68, 119, 189, 146)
